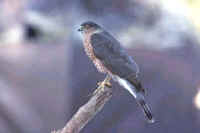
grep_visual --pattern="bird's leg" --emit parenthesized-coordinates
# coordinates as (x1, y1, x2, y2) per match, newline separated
(99, 74, 112, 88)
(93, 75, 112, 95)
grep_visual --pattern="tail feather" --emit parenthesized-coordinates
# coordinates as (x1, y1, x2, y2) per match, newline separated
(136, 93, 155, 123)
(115, 76, 154, 123)
(126, 75, 146, 94)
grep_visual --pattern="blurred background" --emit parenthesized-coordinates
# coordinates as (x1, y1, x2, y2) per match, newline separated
(0, 0, 200, 133)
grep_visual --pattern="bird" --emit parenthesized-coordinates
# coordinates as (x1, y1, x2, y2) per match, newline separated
(78, 21, 155, 123)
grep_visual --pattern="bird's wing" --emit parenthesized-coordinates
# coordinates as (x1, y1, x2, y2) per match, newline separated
(91, 32, 139, 78)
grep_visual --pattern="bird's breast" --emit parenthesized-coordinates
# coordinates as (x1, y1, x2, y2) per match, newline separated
(83, 34, 96, 60)
(83, 34, 107, 73)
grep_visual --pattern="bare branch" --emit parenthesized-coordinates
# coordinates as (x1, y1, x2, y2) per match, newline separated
(52, 79, 112, 133)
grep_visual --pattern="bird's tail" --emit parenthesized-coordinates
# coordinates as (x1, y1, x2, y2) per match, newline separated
(136, 92, 155, 123)
(115, 77, 155, 123)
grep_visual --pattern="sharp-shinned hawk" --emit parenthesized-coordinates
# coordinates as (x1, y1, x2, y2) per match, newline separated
(78, 21, 154, 123)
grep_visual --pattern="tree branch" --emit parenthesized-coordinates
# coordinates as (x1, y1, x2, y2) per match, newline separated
(52, 79, 112, 133)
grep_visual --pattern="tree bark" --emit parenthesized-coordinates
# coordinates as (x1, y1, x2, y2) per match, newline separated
(52, 79, 112, 133)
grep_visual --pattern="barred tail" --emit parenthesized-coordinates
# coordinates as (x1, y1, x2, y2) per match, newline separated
(136, 93, 155, 123)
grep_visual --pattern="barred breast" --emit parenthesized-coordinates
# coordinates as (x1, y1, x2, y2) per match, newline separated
(83, 34, 107, 73)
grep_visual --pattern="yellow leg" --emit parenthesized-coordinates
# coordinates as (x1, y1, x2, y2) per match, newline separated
(93, 75, 112, 95)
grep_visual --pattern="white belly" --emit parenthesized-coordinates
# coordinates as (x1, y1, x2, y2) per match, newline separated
(114, 76, 137, 98)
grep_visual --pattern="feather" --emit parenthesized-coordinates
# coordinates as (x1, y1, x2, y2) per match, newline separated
(115, 76, 137, 98)
(91, 32, 139, 78)
(115, 76, 154, 123)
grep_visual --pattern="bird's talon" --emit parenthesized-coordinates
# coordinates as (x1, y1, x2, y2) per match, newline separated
(100, 82, 105, 88)
(105, 81, 112, 88)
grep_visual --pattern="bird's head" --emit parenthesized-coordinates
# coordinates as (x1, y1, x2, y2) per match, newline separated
(78, 21, 101, 34)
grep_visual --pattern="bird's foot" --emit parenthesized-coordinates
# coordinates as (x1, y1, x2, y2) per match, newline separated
(93, 79, 112, 95)
(97, 80, 112, 88)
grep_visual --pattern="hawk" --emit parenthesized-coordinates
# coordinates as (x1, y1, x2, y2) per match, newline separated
(78, 21, 154, 123)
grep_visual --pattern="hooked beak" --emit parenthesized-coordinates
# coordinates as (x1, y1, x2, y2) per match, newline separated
(78, 26, 83, 32)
